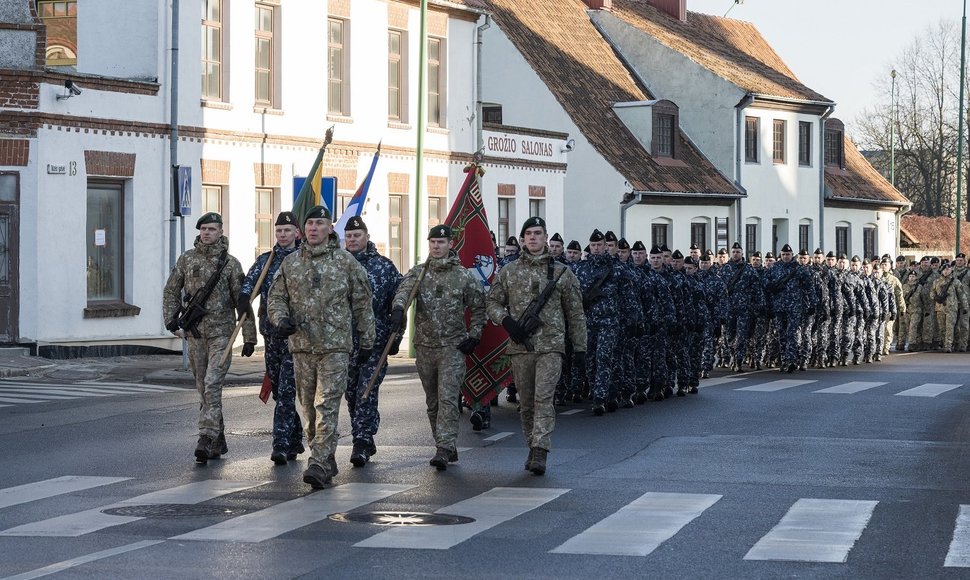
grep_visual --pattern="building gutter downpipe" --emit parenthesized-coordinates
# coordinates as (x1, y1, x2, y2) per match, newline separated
(735, 94, 754, 244)
(475, 15, 491, 154)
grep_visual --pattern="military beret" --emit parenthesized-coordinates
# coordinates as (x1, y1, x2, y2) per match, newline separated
(958, 253, 967, 259)
(700, 252, 712, 262)
(880, 257, 892, 265)
(567, 240, 581, 251)
(604, 230, 618, 242)
(943, 261, 954, 270)
(826, 251, 836, 258)
(862, 258, 871, 265)
(781, 244, 793, 253)
(520, 216, 546, 238)
(731, 241, 742, 250)
(684, 257, 698, 267)
(506, 236, 519, 246)
(550, 232, 563, 243)
(851, 255, 861, 263)
(838, 253, 847, 260)
(303, 205, 332, 225)
(882, 253, 892, 260)
(275, 211, 297, 226)
(814, 248, 823, 255)
(344, 215, 367, 232)
(919, 256, 930, 262)
(896, 255, 906, 262)
(649, 245, 662, 255)
(589, 229, 605, 242)
(717, 248, 727, 255)
(689, 243, 699, 250)
(706, 249, 715, 256)
(618, 238, 630, 250)
(195, 211, 222, 229)
(752, 251, 762, 258)
(584, 245, 590, 253)
(428, 224, 453, 240)
(660, 244, 671, 253)
(930, 256, 940, 264)
(671, 249, 684, 259)
(797, 248, 809, 256)
(764, 252, 775, 259)
(632, 240, 646, 252)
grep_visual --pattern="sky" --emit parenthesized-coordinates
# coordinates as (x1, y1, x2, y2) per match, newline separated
(686, 0, 960, 132)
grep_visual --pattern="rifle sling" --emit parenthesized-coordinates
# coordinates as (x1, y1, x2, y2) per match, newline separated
(186, 250, 229, 318)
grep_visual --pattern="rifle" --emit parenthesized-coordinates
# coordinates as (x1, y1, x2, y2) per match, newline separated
(516, 263, 567, 352)
(177, 250, 228, 339)
(935, 278, 955, 305)
(362, 256, 431, 401)
(220, 248, 274, 366)
(582, 264, 611, 309)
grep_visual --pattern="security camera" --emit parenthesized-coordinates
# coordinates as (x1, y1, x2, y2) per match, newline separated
(562, 138, 576, 153)
(66, 80, 82, 95)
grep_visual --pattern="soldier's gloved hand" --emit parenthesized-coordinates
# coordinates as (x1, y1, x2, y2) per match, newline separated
(572, 351, 587, 373)
(237, 301, 254, 322)
(165, 318, 180, 333)
(276, 317, 297, 337)
(457, 337, 480, 355)
(356, 347, 373, 365)
(389, 308, 406, 334)
(502, 316, 529, 344)
(388, 335, 403, 356)
(241, 342, 256, 357)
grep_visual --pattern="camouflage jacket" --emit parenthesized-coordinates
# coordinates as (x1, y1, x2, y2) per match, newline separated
(765, 261, 814, 315)
(641, 265, 676, 331)
(393, 253, 485, 348)
(574, 253, 633, 325)
(931, 275, 969, 313)
(162, 235, 256, 342)
(266, 234, 375, 354)
(351, 241, 402, 351)
(903, 280, 926, 313)
(822, 266, 846, 317)
(486, 249, 587, 355)
(241, 241, 301, 336)
(698, 269, 729, 327)
(720, 259, 765, 315)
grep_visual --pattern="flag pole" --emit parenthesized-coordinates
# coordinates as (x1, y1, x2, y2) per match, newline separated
(957, 0, 967, 254)
(411, 0, 429, 358)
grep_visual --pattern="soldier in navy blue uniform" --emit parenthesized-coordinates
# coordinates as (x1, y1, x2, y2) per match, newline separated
(615, 238, 642, 407)
(680, 257, 707, 393)
(549, 233, 568, 265)
(241, 211, 305, 465)
(645, 245, 676, 400)
(765, 244, 815, 373)
(698, 252, 728, 378)
(341, 217, 402, 466)
(721, 242, 765, 371)
(604, 230, 619, 257)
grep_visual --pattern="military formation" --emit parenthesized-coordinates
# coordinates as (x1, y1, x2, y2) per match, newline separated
(164, 210, 963, 487)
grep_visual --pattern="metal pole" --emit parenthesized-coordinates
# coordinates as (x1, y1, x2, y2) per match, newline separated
(890, 69, 896, 187)
(410, 0, 428, 358)
(170, 0, 187, 369)
(957, 0, 967, 254)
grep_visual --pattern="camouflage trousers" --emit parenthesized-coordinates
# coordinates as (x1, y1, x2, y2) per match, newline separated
(748, 317, 769, 367)
(292, 352, 349, 469)
(852, 315, 866, 362)
(701, 324, 717, 373)
(827, 312, 843, 364)
(797, 317, 813, 366)
(727, 313, 755, 365)
(884, 315, 897, 354)
(908, 311, 929, 347)
(681, 329, 702, 388)
(923, 304, 939, 346)
(586, 323, 619, 403)
(618, 333, 638, 398)
(812, 316, 831, 366)
(936, 310, 958, 350)
(840, 313, 858, 363)
(633, 334, 652, 394)
(956, 311, 970, 351)
(511, 352, 562, 451)
(187, 333, 231, 439)
(346, 343, 389, 447)
(874, 319, 887, 357)
(646, 330, 668, 394)
(775, 311, 802, 367)
(264, 335, 303, 453)
(415, 345, 464, 453)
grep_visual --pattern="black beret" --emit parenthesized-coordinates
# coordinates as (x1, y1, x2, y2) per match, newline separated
(604, 230, 618, 242)
(764, 252, 775, 259)
(584, 245, 590, 253)
(752, 251, 762, 258)
(344, 215, 367, 232)
(814, 248, 823, 255)
(303, 205, 332, 225)
(506, 236, 519, 246)
(943, 261, 954, 269)
(882, 253, 892, 260)
(838, 253, 847, 260)
(862, 258, 871, 265)
(632, 240, 646, 251)
(195, 211, 223, 229)
(275, 211, 297, 226)
(851, 255, 861, 263)
(781, 244, 793, 253)
(660, 244, 671, 253)
(896, 255, 906, 262)
(717, 248, 727, 255)
(930, 256, 940, 264)
(649, 245, 662, 255)
(520, 216, 546, 238)
(671, 249, 684, 259)
(684, 257, 698, 267)
(550, 232, 563, 243)
(826, 251, 836, 258)
(797, 248, 809, 256)
(706, 249, 715, 256)
(428, 224, 453, 240)
(567, 240, 581, 251)
(700, 252, 712, 262)
(589, 229, 604, 242)
(617, 238, 630, 250)
(958, 253, 967, 259)
(919, 256, 930, 262)
(689, 243, 699, 250)
(731, 242, 742, 250)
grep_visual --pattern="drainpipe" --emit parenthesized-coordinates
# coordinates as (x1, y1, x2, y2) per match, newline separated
(735, 94, 754, 244)
(169, 0, 180, 270)
(895, 203, 911, 255)
(475, 15, 491, 155)
(818, 105, 835, 250)
(619, 192, 643, 239)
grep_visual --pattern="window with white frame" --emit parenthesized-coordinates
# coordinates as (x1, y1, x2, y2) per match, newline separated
(87, 181, 124, 302)
(255, 3, 279, 107)
(427, 37, 446, 127)
(328, 18, 349, 115)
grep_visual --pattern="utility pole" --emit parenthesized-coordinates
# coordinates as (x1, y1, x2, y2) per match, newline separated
(890, 69, 896, 187)
(957, 0, 967, 254)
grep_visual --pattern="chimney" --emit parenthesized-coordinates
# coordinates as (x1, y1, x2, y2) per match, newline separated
(585, 0, 613, 10)
(648, 0, 687, 21)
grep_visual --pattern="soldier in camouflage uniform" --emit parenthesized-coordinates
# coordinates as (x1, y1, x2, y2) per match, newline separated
(549, 233, 568, 265)
(846, 256, 871, 364)
(241, 211, 304, 465)
(643, 245, 676, 401)
(745, 251, 770, 369)
(765, 244, 814, 373)
(952, 253, 970, 351)
(807, 250, 831, 369)
(614, 238, 642, 407)
(903, 270, 926, 351)
(881, 257, 905, 354)
(924, 257, 943, 348)
(342, 216, 402, 468)
(721, 242, 764, 371)
(486, 217, 586, 475)
(823, 252, 845, 367)
(163, 212, 257, 464)
(680, 257, 707, 393)
(392, 224, 486, 470)
(698, 252, 728, 378)
(931, 262, 969, 352)
(267, 206, 375, 489)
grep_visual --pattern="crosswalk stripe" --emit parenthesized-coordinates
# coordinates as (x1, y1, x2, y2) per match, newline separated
(0, 396, 45, 404)
(356, 487, 569, 550)
(896, 383, 962, 397)
(0, 476, 131, 510)
(0, 387, 112, 398)
(172, 483, 416, 542)
(0, 480, 266, 537)
(736, 379, 816, 392)
(0, 391, 79, 400)
(560, 409, 583, 415)
(1, 540, 164, 580)
(483, 432, 513, 443)
(78, 382, 183, 391)
(814, 381, 887, 394)
(945, 505, 970, 567)
(744, 498, 877, 562)
(551, 492, 721, 556)
(699, 377, 744, 388)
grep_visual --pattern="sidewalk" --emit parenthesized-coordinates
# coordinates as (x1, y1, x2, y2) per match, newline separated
(0, 351, 418, 386)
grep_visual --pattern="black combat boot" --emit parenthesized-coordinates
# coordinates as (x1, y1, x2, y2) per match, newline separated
(287, 441, 305, 461)
(448, 448, 458, 463)
(621, 396, 635, 409)
(529, 448, 548, 475)
(633, 391, 648, 405)
(524, 448, 535, 470)
(350, 441, 370, 467)
(328, 454, 339, 478)
(591, 399, 606, 416)
(470, 411, 487, 431)
(209, 432, 227, 459)
(676, 386, 687, 397)
(606, 398, 618, 412)
(506, 386, 518, 403)
(270, 447, 287, 465)
(430, 447, 450, 470)
(195, 435, 213, 464)
(688, 385, 699, 394)
(302, 463, 332, 489)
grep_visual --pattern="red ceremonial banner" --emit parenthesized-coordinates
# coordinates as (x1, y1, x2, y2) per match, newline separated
(445, 164, 513, 406)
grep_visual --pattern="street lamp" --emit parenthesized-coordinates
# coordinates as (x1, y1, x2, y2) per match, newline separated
(890, 69, 896, 187)
(957, 0, 967, 254)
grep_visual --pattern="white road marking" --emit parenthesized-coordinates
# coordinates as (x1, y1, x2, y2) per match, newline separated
(699, 377, 745, 388)
(0, 387, 112, 398)
(814, 381, 887, 394)
(0, 540, 164, 580)
(356, 487, 568, 550)
(0, 391, 78, 400)
(559, 409, 583, 415)
(0, 397, 45, 404)
(482, 432, 513, 443)
(895, 383, 962, 397)
(736, 379, 816, 392)
(551, 492, 721, 556)
(945, 504, 970, 567)
(744, 498, 877, 562)
(0, 476, 130, 510)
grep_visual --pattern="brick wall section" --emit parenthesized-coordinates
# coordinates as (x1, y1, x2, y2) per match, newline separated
(201, 159, 229, 184)
(0, 73, 39, 109)
(84, 150, 135, 177)
(529, 185, 546, 198)
(388, 1, 409, 28)
(321, 146, 358, 189)
(329, 0, 351, 17)
(253, 163, 281, 187)
(497, 183, 515, 197)
(429, 11, 448, 36)
(0, 140, 30, 166)
(388, 172, 409, 194)
(427, 175, 447, 196)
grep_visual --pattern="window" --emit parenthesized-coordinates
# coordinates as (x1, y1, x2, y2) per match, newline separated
(836, 226, 850, 257)
(825, 129, 844, 167)
(497, 197, 513, 249)
(255, 4, 277, 106)
(202, 0, 224, 100)
(690, 223, 707, 252)
(428, 196, 446, 228)
(87, 181, 124, 302)
(427, 37, 445, 127)
(38, 1, 78, 66)
(38, 0, 77, 17)
(656, 114, 675, 157)
(799, 224, 810, 253)
(745, 223, 758, 256)
(483, 105, 503, 124)
(201, 185, 223, 216)
(529, 198, 545, 220)
(863, 227, 877, 260)
(745, 117, 760, 163)
(388, 30, 405, 122)
(798, 121, 812, 166)
(388, 194, 409, 272)
(772, 224, 778, 255)
(255, 188, 278, 257)
(772, 119, 786, 164)
(651, 224, 668, 249)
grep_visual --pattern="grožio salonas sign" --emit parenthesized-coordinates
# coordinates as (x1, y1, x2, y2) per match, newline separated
(483, 129, 566, 164)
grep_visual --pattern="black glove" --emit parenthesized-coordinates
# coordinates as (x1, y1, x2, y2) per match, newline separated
(502, 316, 529, 344)
(165, 318, 180, 333)
(572, 351, 587, 373)
(457, 337, 480, 355)
(356, 347, 373, 365)
(276, 317, 297, 337)
(389, 308, 405, 334)
(388, 335, 403, 356)
(241, 342, 256, 357)
(237, 301, 254, 322)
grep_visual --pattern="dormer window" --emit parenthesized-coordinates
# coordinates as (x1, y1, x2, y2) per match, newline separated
(824, 119, 845, 169)
(651, 100, 678, 158)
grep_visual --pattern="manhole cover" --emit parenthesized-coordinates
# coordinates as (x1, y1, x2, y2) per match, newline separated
(329, 511, 474, 526)
(102, 504, 244, 518)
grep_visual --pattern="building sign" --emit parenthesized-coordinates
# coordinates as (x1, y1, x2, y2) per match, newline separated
(177, 166, 192, 216)
(47, 164, 66, 174)
(482, 129, 567, 164)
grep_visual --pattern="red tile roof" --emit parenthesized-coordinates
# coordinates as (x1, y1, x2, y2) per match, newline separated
(900, 215, 970, 255)
(481, 0, 740, 195)
(825, 136, 910, 206)
(611, 0, 831, 103)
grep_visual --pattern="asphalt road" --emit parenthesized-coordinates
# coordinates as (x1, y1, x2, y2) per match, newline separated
(1, 351, 970, 579)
